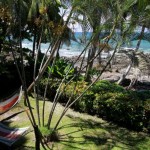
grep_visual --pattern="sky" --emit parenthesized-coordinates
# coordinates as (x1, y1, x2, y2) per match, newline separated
(59, 7, 84, 32)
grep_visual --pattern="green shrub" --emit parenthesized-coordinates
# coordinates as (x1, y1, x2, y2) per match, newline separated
(95, 90, 146, 130)
(60, 81, 91, 111)
(91, 80, 125, 93)
(59, 80, 150, 132)
(77, 90, 95, 114)
(143, 98, 150, 132)
(39, 78, 150, 132)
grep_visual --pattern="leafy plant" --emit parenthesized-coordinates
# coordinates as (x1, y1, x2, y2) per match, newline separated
(48, 58, 75, 80)
(88, 68, 99, 77)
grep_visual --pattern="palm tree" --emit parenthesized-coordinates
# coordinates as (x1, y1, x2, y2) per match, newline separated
(0, 5, 10, 52)
(69, 0, 111, 81)
(117, 0, 150, 85)
(69, 0, 139, 81)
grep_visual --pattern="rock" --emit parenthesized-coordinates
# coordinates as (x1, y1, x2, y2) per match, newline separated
(102, 76, 120, 83)
(120, 78, 131, 86)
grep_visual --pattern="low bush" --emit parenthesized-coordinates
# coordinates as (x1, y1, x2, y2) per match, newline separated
(39, 78, 150, 132)
(39, 78, 59, 99)
(95, 91, 145, 130)
(91, 80, 125, 93)
(60, 81, 93, 111)
(59, 80, 150, 132)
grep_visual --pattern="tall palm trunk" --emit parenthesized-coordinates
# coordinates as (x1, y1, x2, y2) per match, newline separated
(117, 25, 145, 85)
(32, 2, 40, 58)
(135, 25, 145, 51)
(85, 29, 99, 81)
(32, 28, 37, 58)
(17, 1, 40, 149)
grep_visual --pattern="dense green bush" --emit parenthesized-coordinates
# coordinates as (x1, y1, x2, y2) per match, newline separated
(59, 80, 150, 132)
(95, 91, 145, 130)
(91, 80, 125, 93)
(39, 78, 150, 132)
(60, 81, 93, 111)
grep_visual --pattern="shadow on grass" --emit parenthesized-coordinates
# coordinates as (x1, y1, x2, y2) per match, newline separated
(1, 110, 25, 123)
(56, 115, 108, 149)
(102, 122, 149, 149)
(56, 114, 149, 150)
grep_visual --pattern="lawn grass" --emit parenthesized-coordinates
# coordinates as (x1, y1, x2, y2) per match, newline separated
(1, 97, 150, 150)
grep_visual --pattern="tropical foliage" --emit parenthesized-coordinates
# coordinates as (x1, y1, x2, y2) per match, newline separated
(59, 80, 150, 131)
(0, 0, 150, 149)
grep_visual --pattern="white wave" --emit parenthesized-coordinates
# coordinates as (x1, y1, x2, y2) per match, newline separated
(22, 39, 150, 58)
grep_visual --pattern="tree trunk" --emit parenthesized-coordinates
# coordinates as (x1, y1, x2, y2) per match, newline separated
(34, 125, 41, 150)
(32, 2, 40, 58)
(32, 30, 37, 58)
(135, 25, 145, 51)
(85, 33, 99, 81)
(27, 39, 61, 92)
(85, 46, 96, 81)
(117, 63, 132, 84)
(117, 25, 145, 85)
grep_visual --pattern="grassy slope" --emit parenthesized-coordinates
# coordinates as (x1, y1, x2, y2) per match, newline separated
(1, 97, 150, 150)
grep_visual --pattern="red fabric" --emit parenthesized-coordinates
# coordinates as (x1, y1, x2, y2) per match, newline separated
(0, 130, 19, 140)
(0, 96, 19, 114)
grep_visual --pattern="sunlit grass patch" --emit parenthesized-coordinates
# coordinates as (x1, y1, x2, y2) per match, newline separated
(1, 97, 150, 150)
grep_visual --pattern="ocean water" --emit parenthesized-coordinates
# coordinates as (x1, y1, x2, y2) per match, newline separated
(22, 32, 150, 57)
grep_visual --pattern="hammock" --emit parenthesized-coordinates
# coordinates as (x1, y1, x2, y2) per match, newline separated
(0, 86, 22, 115)
(0, 86, 29, 147)
(0, 122, 29, 146)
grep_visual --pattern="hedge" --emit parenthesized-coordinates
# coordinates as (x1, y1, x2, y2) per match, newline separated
(40, 79, 150, 132)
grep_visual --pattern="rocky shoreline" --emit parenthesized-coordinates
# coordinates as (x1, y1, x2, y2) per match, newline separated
(62, 52, 150, 90)
(1, 49, 150, 92)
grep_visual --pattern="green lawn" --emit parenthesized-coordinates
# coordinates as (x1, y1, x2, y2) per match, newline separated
(1, 97, 150, 150)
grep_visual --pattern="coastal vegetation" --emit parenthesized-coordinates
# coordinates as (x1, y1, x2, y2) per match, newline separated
(0, 0, 150, 149)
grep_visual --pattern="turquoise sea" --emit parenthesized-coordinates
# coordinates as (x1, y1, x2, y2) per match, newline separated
(22, 32, 150, 57)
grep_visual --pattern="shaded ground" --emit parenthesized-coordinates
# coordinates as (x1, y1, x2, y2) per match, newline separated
(0, 98, 150, 150)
